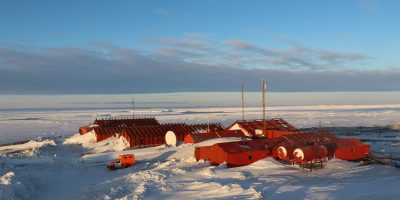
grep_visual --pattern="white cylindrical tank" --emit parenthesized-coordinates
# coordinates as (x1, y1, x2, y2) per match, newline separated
(165, 131, 177, 147)
(277, 146, 296, 160)
(293, 145, 328, 163)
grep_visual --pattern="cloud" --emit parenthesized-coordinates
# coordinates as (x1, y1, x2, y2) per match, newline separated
(154, 33, 217, 60)
(0, 36, 398, 94)
(225, 39, 369, 70)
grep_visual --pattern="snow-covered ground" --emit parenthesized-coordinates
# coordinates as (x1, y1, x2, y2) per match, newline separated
(1, 134, 400, 200)
(1, 105, 400, 199)
(1, 104, 400, 145)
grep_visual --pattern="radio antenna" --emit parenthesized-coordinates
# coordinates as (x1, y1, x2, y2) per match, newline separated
(262, 80, 267, 130)
(132, 96, 135, 119)
(241, 83, 245, 121)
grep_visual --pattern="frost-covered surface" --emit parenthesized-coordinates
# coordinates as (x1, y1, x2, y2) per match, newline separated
(1, 106, 400, 199)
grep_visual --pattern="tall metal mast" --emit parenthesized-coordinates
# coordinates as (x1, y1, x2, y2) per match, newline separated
(132, 96, 135, 119)
(262, 80, 267, 131)
(207, 107, 210, 132)
(241, 83, 245, 121)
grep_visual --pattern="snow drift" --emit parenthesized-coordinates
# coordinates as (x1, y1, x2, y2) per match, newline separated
(0, 139, 56, 155)
(63, 131, 130, 154)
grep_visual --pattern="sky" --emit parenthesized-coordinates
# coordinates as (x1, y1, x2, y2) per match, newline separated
(0, 0, 400, 94)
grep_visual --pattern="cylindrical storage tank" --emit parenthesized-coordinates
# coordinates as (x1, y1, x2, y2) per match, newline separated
(293, 145, 328, 163)
(277, 146, 296, 160)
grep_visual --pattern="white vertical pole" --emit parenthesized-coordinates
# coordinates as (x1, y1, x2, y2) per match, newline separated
(262, 80, 267, 131)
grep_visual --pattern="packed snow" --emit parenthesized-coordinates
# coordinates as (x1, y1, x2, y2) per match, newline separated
(0, 105, 400, 199)
(63, 132, 130, 154)
(0, 139, 56, 155)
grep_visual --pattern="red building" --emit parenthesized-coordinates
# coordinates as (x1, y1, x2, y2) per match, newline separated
(194, 139, 269, 167)
(79, 126, 94, 135)
(194, 131, 370, 168)
(227, 118, 299, 138)
(79, 117, 160, 136)
(334, 138, 371, 160)
(93, 117, 160, 127)
(184, 130, 246, 144)
(92, 126, 125, 141)
(121, 126, 166, 147)
(120, 123, 225, 148)
(162, 123, 225, 141)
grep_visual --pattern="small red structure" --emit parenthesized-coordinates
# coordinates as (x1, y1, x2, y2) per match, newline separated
(227, 118, 298, 137)
(194, 139, 268, 167)
(334, 138, 370, 160)
(79, 126, 94, 135)
(107, 154, 135, 170)
(184, 130, 246, 144)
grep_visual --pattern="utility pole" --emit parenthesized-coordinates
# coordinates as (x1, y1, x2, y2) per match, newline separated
(241, 83, 245, 121)
(262, 80, 267, 131)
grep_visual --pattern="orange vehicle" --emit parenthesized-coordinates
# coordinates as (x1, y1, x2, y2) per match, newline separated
(107, 154, 135, 170)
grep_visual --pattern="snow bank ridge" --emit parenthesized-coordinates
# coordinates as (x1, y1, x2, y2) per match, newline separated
(0, 139, 56, 155)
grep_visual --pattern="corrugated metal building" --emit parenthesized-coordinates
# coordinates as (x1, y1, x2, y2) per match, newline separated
(93, 117, 160, 127)
(334, 138, 371, 160)
(120, 123, 225, 148)
(184, 130, 246, 144)
(194, 131, 370, 168)
(92, 126, 125, 141)
(227, 118, 299, 138)
(194, 139, 269, 167)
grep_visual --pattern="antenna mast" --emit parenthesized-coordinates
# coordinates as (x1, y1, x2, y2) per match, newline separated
(262, 80, 267, 131)
(132, 96, 135, 119)
(241, 83, 245, 121)
(207, 107, 210, 132)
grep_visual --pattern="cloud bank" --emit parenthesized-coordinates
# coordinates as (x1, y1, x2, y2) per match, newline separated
(0, 35, 399, 94)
